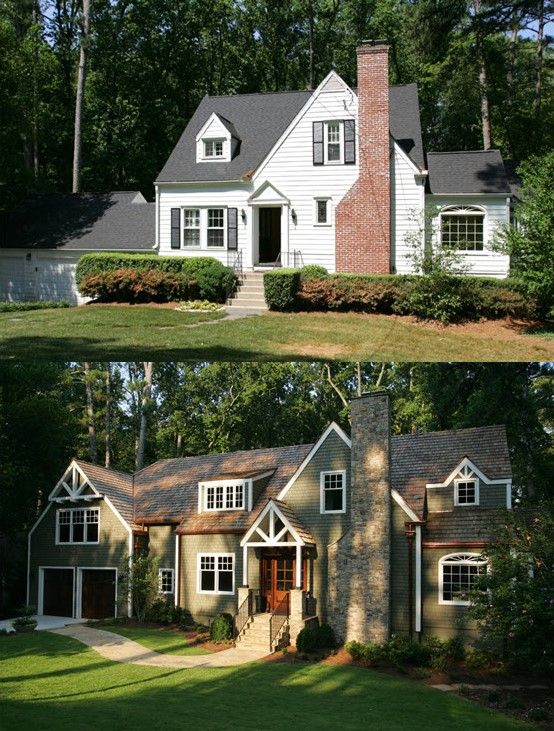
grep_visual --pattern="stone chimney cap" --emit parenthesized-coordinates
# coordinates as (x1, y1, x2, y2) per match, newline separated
(351, 389, 389, 400)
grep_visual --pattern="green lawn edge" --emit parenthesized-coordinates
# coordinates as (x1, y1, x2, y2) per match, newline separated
(97, 623, 211, 655)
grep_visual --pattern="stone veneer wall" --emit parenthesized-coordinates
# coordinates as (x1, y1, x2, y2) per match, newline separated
(335, 42, 391, 273)
(327, 392, 391, 643)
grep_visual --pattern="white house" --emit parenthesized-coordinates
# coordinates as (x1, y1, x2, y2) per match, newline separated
(155, 40, 511, 278)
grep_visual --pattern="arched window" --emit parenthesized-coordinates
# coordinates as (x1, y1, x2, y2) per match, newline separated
(439, 553, 487, 605)
(440, 206, 485, 251)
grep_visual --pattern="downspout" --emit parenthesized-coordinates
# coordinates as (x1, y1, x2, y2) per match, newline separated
(405, 522, 415, 638)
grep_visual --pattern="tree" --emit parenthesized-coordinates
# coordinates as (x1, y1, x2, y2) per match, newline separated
(72, 0, 90, 192)
(467, 503, 554, 672)
(495, 152, 554, 317)
(119, 552, 159, 622)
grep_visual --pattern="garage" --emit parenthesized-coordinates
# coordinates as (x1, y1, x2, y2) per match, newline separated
(0, 250, 85, 304)
(81, 569, 117, 619)
(42, 568, 74, 617)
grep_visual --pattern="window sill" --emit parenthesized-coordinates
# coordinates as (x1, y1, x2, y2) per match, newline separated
(320, 509, 346, 515)
(314, 223, 332, 228)
(439, 599, 471, 606)
(197, 590, 235, 596)
(55, 541, 99, 546)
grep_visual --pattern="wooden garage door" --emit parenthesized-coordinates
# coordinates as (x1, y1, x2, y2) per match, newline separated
(43, 569, 74, 616)
(81, 570, 116, 619)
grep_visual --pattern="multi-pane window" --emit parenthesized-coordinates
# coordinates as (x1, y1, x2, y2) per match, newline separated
(207, 208, 225, 247)
(455, 479, 478, 505)
(326, 122, 341, 162)
(198, 554, 234, 594)
(440, 554, 487, 605)
(204, 139, 224, 158)
(57, 507, 99, 544)
(441, 207, 484, 251)
(159, 568, 174, 594)
(205, 483, 244, 511)
(315, 199, 329, 225)
(183, 208, 200, 247)
(321, 471, 346, 513)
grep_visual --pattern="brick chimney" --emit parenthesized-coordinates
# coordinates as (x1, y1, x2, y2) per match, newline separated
(335, 41, 391, 274)
(326, 391, 391, 643)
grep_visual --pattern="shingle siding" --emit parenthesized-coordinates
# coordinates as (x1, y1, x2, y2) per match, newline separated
(391, 501, 411, 635)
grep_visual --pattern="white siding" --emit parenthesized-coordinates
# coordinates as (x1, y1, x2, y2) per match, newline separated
(427, 195, 511, 278)
(0, 249, 88, 304)
(391, 143, 425, 274)
(195, 115, 232, 163)
(252, 79, 359, 272)
(157, 184, 251, 267)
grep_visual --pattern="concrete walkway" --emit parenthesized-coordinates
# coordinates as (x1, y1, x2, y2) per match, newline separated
(50, 624, 267, 668)
(0, 615, 85, 632)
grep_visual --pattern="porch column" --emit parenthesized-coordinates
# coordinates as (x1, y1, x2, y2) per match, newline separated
(242, 544, 248, 586)
(295, 543, 302, 588)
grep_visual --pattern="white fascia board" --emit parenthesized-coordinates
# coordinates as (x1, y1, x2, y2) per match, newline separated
(393, 139, 425, 176)
(27, 501, 54, 605)
(426, 457, 510, 488)
(254, 71, 354, 181)
(248, 180, 290, 205)
(195, 112, 228, 142)
(391, 489, 421, 522)
(103, 495, 132, 535)
(240, 499, 304, 547)
(277, 421, 351, 501)
(48, 460, 101, 501)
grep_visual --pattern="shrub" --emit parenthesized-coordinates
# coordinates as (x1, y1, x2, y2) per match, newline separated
(316, 623, 336, 648)
(13, 605, 37, 632)
(264, 269, 301, 310)
(75, 253, 236, 303)
(300, 265, 328, 280)
(145, 597, 180, 625)
(297, 275, 405, 314)
(345, 640, 384, 664)
(344, 640, 365, 661)
(0, 300, 70, 312)
(210, 613, 233, 642)
(384, 635, 432, 667)
(424, 635, 465, 671)
(79, 269, 196, 303)
(296, 626, 318, 652)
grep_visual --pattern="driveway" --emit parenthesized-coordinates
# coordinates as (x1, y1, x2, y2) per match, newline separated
(0, 615, 85, 632)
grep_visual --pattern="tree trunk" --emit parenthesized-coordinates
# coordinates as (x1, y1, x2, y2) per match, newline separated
(474, 0, 491, 150)
(72, 0, 90, 193)
(83, 362, 97, 463)
(506, 16, 518, 159)
(533, 0, 545, 116)
(135, 362, 154, 471)
(32, 0, 40, 179)
(104, 364, 111, 468)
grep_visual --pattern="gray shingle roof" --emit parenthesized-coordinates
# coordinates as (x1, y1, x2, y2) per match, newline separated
(75, 460, 135, 526)
(426, 150, 511, 194)
(391, 425, 512, 519)
(156, 83, 425, 183)
(0, 192, 155, 251)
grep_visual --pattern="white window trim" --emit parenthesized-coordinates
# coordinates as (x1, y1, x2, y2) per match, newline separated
(197, 552, 235, 595)
(202, 138, 226, 161)
(314, 197, 332, 227)
(178, 207, 227, 250)
(438, 553, 487, 606)
(159, 568, 175, 594)
(199, 478, 251, 513)
(320, 470, 347, 514)
(454, 478, 480, 506)
(324, 121, 344, 165)
(56, 507, 100, 545)
(439, 205, 486, 255)
(182, 208, 201, 250)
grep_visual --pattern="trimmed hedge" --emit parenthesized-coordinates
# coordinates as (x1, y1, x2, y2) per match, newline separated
(296, 623, 337, 652)
(78, 269, 194, 303)
(0, 300, 70, 312)
(76, 253, 236, 303)
(345, 635, 465, 670)
(263, 269, 301, 310)
(264, 268, 535, 323)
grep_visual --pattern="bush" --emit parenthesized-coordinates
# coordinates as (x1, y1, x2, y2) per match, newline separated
(424, 635, 465, 671)
(300, 265, 328, 280)
(13, 605, 37, 632)
(296, 626, 319, 652)
(297, 274, 406, 314)
(392, 276, 467, 324)
(75, 253, 236, 303)
(316, 623, 336, 648)
(384, 635, 432, 667)
(0, 300, 70, 312)
(345, 640, 383, 664)
(210, 613, 233, 642)
(264, 269, 301, 310)
(145, 597, 184, 625)
(79, 269, 195, 303)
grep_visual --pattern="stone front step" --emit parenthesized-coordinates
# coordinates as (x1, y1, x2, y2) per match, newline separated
(227, 270, 268, 308)
(235, 612, 287, 654)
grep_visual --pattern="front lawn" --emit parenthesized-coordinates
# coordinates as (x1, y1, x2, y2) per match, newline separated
(98, 623, 211, 656)
(0, 305, 552, 360)
(0, 632, 532, 730)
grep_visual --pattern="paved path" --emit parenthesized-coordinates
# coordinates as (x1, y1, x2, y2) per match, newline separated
(0, 615, 84, 632)
(50, 624, 266, 668)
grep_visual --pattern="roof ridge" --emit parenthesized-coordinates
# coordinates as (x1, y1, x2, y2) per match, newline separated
(205, 89, 312, 100)
(75, 459, 133, 479)
(427, 149, 501, 155)
(392, 424, 505, 439)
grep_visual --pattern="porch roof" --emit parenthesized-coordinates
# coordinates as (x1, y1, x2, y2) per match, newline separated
(241, 498, 315, 547)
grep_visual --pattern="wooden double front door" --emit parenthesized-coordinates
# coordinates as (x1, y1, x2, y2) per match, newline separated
(260, 550, 307, 613)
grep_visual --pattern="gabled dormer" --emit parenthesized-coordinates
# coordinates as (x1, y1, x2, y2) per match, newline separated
(197, 470, 274, 513)
(195, 112, 240, 163)
(426, 457, 512, 512)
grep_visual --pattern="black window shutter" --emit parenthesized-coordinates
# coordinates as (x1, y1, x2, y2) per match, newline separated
(344, 120, 356, 164)
(170, 208, 180, 249)
(227, 208, 238, 251)
(313, 121, 324, 165)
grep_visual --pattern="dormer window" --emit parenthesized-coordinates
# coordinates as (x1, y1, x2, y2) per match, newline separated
(200, 479, 252, 512)
(204, 139, 224, 159)
(455, 478, 479, 506)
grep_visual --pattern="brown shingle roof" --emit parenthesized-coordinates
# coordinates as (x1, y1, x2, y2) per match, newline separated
(272, 499, 315, 545)
(134, 444, 313, 530)
(74, 460, 135, 525)
(391, 425, 511, 519)
(424, 508, 502, 543)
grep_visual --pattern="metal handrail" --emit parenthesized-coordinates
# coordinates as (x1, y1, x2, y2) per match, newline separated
(235, 590, 252, 638)
(269, 592, 289, 649)
(292, 249, 304, 268)
(231, 249, 243, 278)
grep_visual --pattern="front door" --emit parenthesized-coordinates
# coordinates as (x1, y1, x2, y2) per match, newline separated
(260, 550, 307, 613)
(258, 207, 281, 264)
(81, 569, 116, 619)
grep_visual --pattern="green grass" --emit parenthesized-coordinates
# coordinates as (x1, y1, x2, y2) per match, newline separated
(98, 623, 210, 655)
(0, 306, 552, 360)
(0, 632, 532, 730)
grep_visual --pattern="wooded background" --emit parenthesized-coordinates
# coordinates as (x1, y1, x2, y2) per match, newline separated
(0, 0, 552, 208)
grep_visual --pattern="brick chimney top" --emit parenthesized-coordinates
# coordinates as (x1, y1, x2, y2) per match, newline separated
(359, 39, 389, 48)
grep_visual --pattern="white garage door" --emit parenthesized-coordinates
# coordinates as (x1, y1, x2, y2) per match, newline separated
(0, 250, 86, 304)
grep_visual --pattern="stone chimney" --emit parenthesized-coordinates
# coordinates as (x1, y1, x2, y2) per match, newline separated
(326, 391, 391, 643)
(335, 40, 391, 274)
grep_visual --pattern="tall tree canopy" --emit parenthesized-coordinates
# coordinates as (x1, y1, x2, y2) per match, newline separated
(0, 0, 552, 209)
